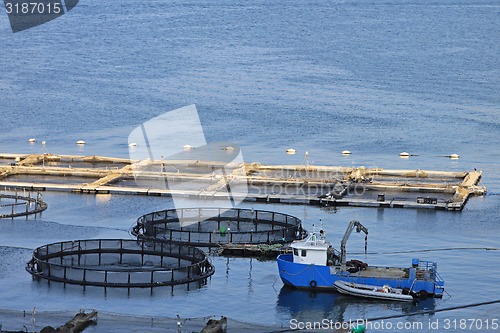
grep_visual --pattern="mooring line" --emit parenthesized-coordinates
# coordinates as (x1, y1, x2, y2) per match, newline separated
(265, 299, 500, 332)
(365, 299, 500, 321)
(349, 247, 499, 255)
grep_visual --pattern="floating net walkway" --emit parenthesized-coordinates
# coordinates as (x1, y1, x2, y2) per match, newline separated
(0, 309, 284, 333)
(25, 239, 214, 290)
(132, 207, 305, 246)
(0, 190, 47, 218)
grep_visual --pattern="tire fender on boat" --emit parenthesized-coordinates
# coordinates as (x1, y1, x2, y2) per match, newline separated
(418, 290, 429, 300)
(310, 280, 317, 288)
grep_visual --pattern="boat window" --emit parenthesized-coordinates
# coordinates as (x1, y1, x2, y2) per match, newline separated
(301, 249, 307, 257)
(293, 248, 298, 256)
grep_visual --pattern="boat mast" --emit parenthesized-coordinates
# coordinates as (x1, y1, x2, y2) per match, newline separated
(340, 220, 369, 265)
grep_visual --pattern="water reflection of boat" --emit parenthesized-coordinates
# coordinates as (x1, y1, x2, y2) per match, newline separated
(276, 285, 437, 324)
(276, 286, 344, 323)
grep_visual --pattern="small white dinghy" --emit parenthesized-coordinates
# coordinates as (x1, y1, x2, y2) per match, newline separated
(334, 280, 414, 302)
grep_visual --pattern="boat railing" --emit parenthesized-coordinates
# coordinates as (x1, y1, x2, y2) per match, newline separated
(434, 271, 445, 285)
(417, 260, 439, 281)
(303, 232, 328, 247)
(417, 260, 437, 271)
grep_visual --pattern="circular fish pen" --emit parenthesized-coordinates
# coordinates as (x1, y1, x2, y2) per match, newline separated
(25, 239, 215, 290)
(132, 207, 305, 247)
(0, 191, 47, 218)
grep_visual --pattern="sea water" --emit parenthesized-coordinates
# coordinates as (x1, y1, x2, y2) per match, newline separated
(0, 0, 499, 332)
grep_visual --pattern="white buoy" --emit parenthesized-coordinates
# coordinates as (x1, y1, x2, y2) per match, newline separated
(128, 143, 137, 148)
(76, 140, 86, 145)
(286, 148, 296, 155)
(449, 154, 460, 159)
(183, 144, 193, 151)
(342, 150, 351, 155)
(400, 152, 410, 158)
(28, 138, 36, 143)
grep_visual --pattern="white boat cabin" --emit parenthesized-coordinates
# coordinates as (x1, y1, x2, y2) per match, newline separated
(291, 230, 338, 266)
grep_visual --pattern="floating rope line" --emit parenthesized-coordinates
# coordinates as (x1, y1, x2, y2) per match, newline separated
(265, 299, 500, 332)
(349, 247, 499, 255)
(365, 299, 500, 321)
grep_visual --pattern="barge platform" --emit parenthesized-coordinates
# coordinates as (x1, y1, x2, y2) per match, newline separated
(0, 153, 485, 211)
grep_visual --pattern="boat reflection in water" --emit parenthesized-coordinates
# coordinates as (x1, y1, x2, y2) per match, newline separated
(276, 286, 436, 325)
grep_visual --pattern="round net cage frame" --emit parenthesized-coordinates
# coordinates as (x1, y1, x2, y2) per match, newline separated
(132, 207, 306, 246)
(0, 190, 47, 218)
(25, 239, 215, 290)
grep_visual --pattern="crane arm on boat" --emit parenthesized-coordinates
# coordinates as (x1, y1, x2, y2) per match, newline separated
(340, 220, 368, 265)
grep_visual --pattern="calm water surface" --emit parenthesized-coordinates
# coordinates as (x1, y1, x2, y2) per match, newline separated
(0, 0, 499, 332)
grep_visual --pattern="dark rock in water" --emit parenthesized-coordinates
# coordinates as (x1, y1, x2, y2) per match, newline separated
(40, 310, 97, 333)
(200, 316, 227, 333)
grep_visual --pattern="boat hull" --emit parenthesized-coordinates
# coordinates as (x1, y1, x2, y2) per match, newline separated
(277, 254, 444, 297)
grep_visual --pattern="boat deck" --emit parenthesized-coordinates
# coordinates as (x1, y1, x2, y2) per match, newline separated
(356, 267, 407, 279)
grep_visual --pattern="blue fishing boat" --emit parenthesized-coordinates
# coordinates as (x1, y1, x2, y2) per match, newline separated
(277, 221, 445, 298)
